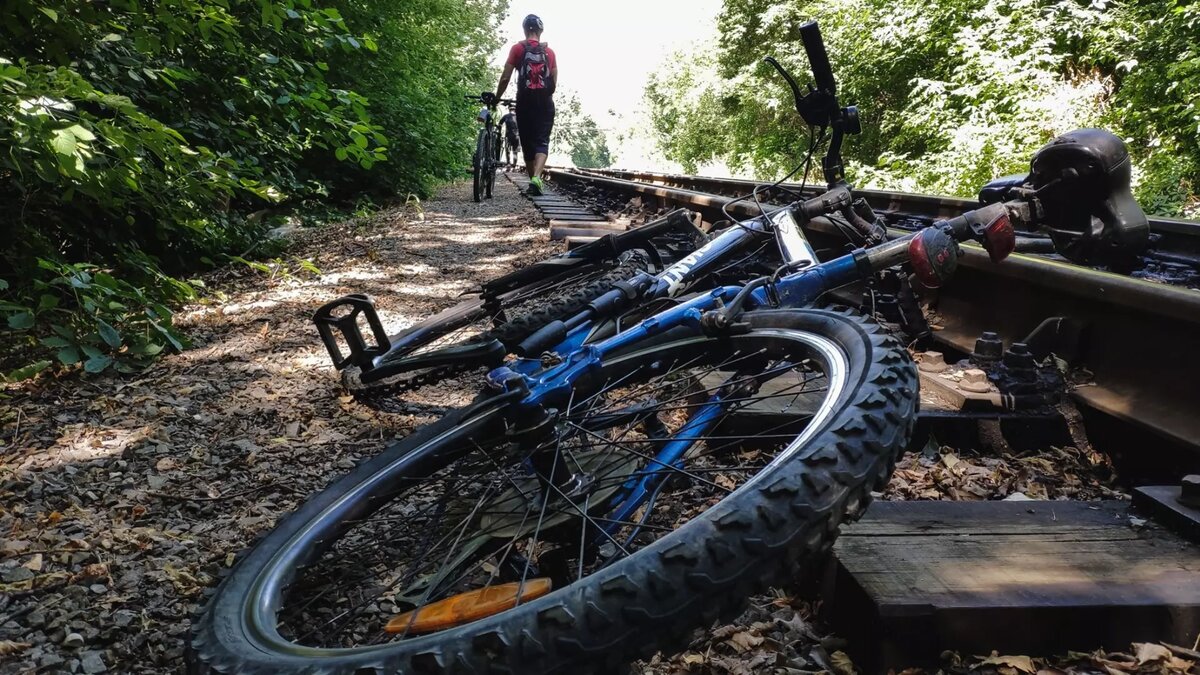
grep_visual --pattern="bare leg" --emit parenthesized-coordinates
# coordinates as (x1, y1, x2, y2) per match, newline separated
(529, 152, 548, 178)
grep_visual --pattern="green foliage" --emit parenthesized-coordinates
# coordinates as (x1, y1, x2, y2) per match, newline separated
(321, 0, 508, 195)
(2, 259, 189, 375)
(553, 92, 614, 169)
(0, 0, 506, 378)
(646, 0, 1200, 216)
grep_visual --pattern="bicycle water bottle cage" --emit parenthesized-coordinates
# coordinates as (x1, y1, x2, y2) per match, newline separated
(1028, 128, 1149, 267)
(313, 294, 392, 371)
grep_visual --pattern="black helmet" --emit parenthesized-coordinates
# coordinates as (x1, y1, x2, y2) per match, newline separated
(522, 14, 543, 33)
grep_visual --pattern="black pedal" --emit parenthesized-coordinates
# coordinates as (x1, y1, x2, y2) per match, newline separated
(313, 294, 391, 371)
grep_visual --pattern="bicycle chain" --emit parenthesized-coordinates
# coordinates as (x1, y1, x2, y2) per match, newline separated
(347, 250, 654, 413)
(351, 361, 482, 413)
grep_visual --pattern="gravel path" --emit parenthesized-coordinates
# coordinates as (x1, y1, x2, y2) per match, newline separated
(0, 177, 554, 674)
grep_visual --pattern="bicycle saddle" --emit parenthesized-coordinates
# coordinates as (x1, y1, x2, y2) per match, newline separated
(1028, 128, 1149, 267)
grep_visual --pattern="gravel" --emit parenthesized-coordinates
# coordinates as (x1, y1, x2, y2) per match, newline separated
(0, 177, 553, 674)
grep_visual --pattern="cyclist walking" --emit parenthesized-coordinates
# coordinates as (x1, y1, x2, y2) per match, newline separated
(493, 14, 557, 195)
(499, 108, 520, 168)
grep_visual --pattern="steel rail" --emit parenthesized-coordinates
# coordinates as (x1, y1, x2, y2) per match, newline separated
(546, 167, 1200, 468)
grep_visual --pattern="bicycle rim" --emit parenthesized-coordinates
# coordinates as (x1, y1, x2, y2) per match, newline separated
(245, 324, 849, 655)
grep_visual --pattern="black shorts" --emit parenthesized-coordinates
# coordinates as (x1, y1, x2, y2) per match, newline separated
(516, 94, 554, 164)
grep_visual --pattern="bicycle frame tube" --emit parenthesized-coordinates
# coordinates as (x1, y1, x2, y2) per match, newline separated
(496, 242, 873, 409)
(488, 215, 914, 547)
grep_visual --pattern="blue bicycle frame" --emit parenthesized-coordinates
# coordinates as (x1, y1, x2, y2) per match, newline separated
(486, 201, 918, 537)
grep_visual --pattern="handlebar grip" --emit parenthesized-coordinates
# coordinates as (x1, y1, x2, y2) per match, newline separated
(796, 186, 852, 219)
(799, 21, 836, 95)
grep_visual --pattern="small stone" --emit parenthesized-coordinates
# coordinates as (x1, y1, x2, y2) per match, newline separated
(40, 653, 65, 668)
(2, 566, 35, 583)
(111, 610, 136, 628)
(89, 584, 107, 594)
(80, 651, 107, 673)
(63, 632, 85, 648)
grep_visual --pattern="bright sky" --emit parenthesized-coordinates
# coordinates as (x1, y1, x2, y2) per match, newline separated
(491, 1, 724, 168)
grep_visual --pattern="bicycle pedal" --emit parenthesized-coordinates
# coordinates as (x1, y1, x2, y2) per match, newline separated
(313, 294, 392, 371)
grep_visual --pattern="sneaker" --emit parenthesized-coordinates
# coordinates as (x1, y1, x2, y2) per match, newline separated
(528, 176, 544, 196)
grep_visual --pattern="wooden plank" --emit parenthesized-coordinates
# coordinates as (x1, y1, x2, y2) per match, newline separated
(545, 214, 610, 223)
(1132, 485, 1200, 542)
(825, 500, 1200, 672)
(565, 236, 600, 250)
(550, 225, 627, 240)
(539, 208, 600, 216)
(548, 220, 623, 230)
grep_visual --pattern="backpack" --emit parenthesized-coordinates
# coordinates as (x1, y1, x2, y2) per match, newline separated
(517, 41, 551, 93)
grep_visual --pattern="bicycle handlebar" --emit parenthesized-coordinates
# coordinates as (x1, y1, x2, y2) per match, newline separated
(799, 21, 836, 95)
(463, 94, 517, 107)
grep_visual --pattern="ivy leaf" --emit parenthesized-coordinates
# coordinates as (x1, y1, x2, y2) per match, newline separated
(38, 336, 71, 348)
(7, 312, 34, 330)
(4, 360, 51, 382)
(97, 319, 121, 347)
(38, 7, 58, 21)
(83, 355, 114, 373)
(0, 278, 8, 290)
(56, 346, 81, 365)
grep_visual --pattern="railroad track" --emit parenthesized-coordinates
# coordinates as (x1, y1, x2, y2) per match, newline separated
(547, 167, 1200, 473)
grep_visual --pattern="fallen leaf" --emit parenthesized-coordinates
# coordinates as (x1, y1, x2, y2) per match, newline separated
(21, 552, 43, 572)
(977, 653, 1036, 673)
(0, 640, 31, 656)
(1134, 642, 1171, 665)
(830, 649, 858, 675)
(727, 630, 763, 652)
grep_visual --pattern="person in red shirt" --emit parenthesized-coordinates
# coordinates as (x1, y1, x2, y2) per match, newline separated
(493, 14, 558, 195)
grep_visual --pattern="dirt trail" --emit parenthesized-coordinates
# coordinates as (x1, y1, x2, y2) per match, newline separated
(0, 178, 555, 674)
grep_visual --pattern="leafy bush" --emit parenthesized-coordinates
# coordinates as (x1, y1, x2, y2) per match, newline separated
(553, 92, 614, 169)
(646, 0, 1200, 217)
(0, 0, 505, 377)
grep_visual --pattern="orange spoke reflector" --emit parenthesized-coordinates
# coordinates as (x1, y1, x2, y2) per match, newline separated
(385, 578, 552, 635)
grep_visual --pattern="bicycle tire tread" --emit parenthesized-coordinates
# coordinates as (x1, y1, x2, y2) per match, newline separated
(187, 307, 917, 675)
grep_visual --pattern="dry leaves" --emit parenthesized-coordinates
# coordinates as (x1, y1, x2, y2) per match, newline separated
(0, 180, 555, 673)
(884, 445, 1122, 502)
(976, 652, 1037, 673)
(0, 639, 32, 656)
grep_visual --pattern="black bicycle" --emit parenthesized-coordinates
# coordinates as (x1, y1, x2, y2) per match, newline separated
(466, 93, 515, 202)
(499, 107, 521, 170)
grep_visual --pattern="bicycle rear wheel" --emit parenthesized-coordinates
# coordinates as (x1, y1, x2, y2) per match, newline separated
(189, 307, 917, 674)
(342, 249, 653, 409)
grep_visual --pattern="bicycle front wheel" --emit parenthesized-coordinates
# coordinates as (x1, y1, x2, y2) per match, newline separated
(189, 307, 917, 674)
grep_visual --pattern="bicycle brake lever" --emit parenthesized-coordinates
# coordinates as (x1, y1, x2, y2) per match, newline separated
(764, 57, 806, 117)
